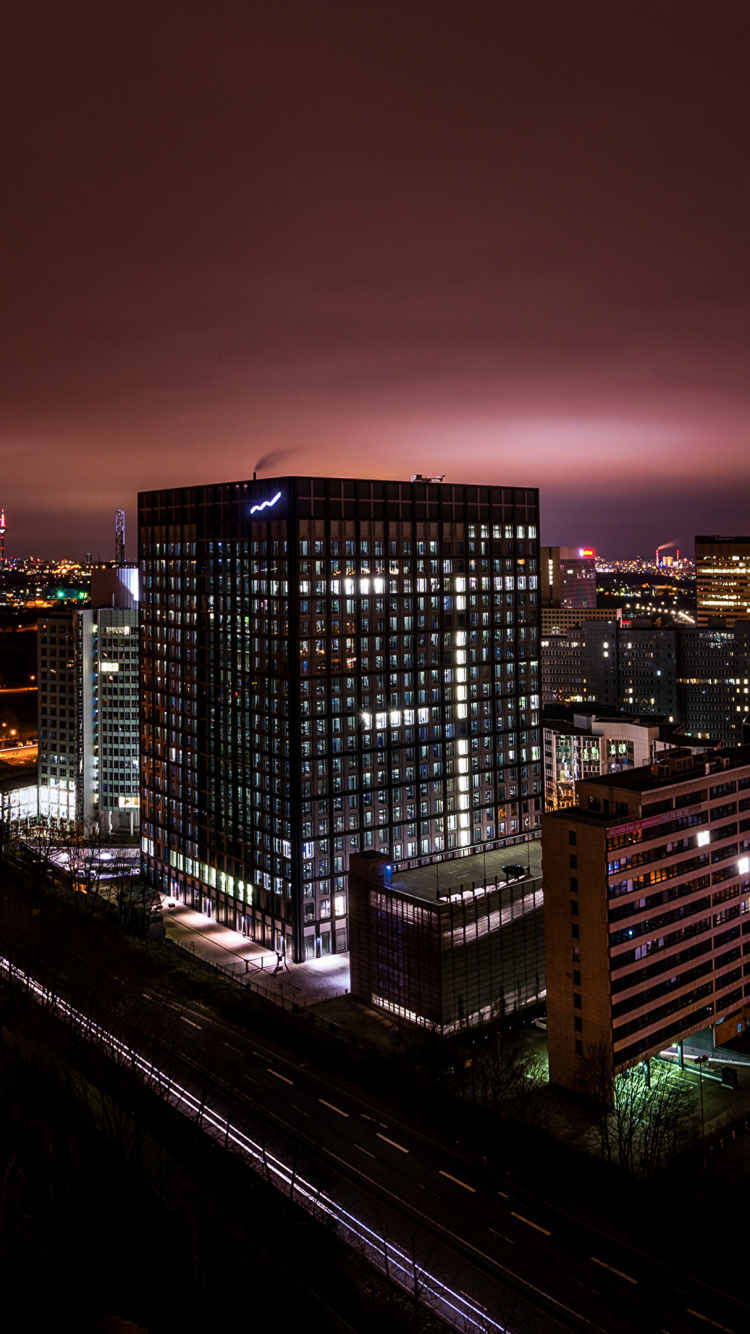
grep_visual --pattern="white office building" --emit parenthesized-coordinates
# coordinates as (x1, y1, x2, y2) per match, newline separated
(38, 564, 140, 833)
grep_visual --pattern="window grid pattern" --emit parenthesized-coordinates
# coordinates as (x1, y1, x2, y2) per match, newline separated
(139, 477, 541, 961)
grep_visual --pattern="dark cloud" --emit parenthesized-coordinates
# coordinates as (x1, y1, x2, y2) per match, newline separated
(2, 1, 749, 557)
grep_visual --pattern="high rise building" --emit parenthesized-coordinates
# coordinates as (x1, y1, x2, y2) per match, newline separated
(138, 475, 541, 962)
(38, 609, 78, 823)
(540, 546, 597, 610)
(37, 564, 140, 832)
(696, 535, 750, 627)
(541, 617, 750, 742)
(543, 746, 750, 1096)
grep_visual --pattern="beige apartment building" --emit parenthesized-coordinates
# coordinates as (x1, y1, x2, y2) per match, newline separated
(543, 747, 750, 1095)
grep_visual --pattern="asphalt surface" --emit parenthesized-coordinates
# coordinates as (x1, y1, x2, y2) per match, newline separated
(6, 948, 749, 1334)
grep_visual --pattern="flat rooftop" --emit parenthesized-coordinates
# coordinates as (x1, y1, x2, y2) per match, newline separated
(576, 743, 750, 796)
(391, 837, 542, 904)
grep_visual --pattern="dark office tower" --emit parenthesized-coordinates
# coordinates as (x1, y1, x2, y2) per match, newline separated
(540, 546, 596, 610)
(139, 477, 541, 962)
(676, 626, 734, 742)
(696, 536, 750, 627)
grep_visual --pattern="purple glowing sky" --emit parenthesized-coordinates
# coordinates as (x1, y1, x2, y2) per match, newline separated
(2, 1, 749, 558)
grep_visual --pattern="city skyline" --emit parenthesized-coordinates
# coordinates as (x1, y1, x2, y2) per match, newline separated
(2, 1, 749, 557)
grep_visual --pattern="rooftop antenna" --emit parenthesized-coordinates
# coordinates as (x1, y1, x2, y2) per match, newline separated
(115, 510, 125, 566)
(0, 508, 5, 567)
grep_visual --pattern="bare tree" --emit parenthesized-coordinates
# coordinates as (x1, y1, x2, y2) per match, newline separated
(576, 1040, 615, 1161)
(0, 812, 19, 873)
(578, 1048, 693, 1177)
(22, 819, 58, 894)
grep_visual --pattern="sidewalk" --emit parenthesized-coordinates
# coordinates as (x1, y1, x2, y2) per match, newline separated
(161, 901, 351, 1008)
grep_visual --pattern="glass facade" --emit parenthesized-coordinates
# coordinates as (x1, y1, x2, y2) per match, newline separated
(139, 476, 541, 961)
(38, 612, 78, 823)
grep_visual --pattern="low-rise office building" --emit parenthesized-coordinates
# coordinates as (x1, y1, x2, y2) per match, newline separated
(543, 747, 750, 1096)
(349, 843, 544, 1031)
(0, 762, 39, 826)
(543, 710, 674, 810)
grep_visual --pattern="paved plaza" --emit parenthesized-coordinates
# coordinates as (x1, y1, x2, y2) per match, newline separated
(161, 900, 351, 1008)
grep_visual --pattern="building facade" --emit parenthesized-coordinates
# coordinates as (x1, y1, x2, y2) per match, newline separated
(540, 546, 597, 610)
(696, 536, 750, 628)
(543, 711, 673, 810)
(349, 844, 544, 1030)
(138, 475, 541, 962)
(543, 748, 750, 1095)
(541, 606, 619, 636)
(38, 610, 78, 823)
(37, 564, 140, 832)
(542, 617, 750, 743)
(0, 763, 39, 826)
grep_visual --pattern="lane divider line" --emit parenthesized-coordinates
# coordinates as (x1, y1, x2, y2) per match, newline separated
(319, 1099, 349, 1117)
(591, 1257, 637, 1285)
(377, 1133, 409, 1153)
(511, 1212, 551, 1236)
(439, 1170, 475, 1192)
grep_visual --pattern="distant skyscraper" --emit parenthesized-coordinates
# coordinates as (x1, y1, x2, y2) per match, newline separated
(139, 475, 542, 961)
(38, 562, 140, 832)
(540, 546, 596, 610)
(696, 535, 750, 627)
(542, 615, 747, 743)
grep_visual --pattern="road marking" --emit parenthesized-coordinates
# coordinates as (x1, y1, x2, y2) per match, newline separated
(292, 1105, 310, 1118)
(511, 1212, 551, 1236)
(497, 1189, 509, 1198)
(354, 1144, 375, 1159)
(591, 1257, 637, 1285)
(377, 1133, 409, 1153)
(319, 1099, 349, 1117)
(268, 1069, 294, 1085)
(362, 1114, 388, 1128)
(222, 1041, 242, 1054)
(489, 1227, 515, 1245)
(687, 1313, 736, 1334)
(180, 1015, 202, 1029)
(439, 1170, 475, 1192)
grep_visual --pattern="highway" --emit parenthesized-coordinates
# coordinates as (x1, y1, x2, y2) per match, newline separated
(3, 951, 748, 1334)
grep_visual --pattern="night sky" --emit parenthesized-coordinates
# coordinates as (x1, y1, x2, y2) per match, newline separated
(3, 1, 749, 559)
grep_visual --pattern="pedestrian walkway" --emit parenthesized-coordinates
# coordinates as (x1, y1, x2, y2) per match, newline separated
(162, 901, 351, 1008)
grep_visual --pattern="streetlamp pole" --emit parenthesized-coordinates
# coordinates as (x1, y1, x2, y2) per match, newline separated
(697, 1055, 708, 1169)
